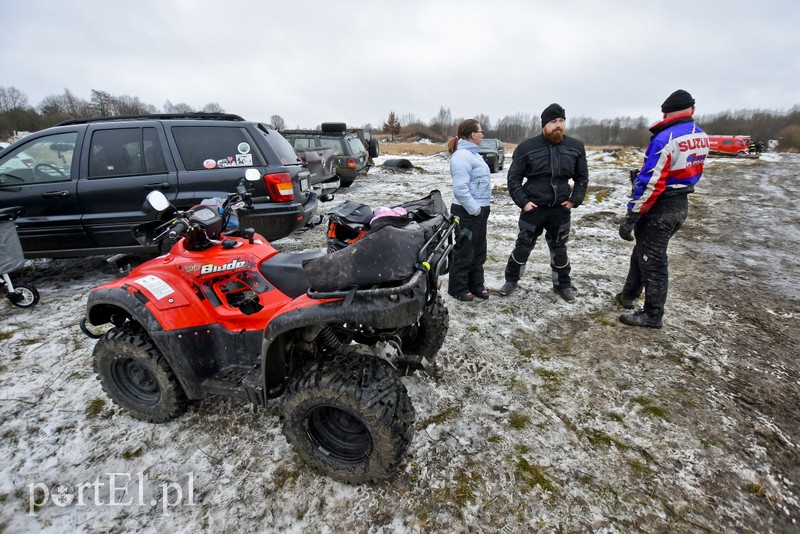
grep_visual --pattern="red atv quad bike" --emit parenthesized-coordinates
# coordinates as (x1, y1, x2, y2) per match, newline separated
(80, 169, 457, 483)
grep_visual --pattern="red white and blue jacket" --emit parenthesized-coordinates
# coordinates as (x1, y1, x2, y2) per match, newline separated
(629, 114, 709, 214)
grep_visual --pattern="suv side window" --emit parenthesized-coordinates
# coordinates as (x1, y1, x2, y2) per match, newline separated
(290, 137, 313, 150)
(318, 138, 344, 154)
(89, 128, 142, 178)
(0, 132, 77, 186)
(172, 126, 266, 171)
(346, 136, 366, 155)
(88, 127, 168, 178)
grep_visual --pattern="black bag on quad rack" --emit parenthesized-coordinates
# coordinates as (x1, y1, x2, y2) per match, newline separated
(325, 200, 374, 252)
(325, 190, 449, 252)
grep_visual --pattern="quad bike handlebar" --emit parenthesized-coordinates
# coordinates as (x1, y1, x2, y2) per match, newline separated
(134, 173, 258, 252)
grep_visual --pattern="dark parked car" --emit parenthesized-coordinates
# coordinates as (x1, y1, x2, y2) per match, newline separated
(478, 138, 505, 173)
(281, 123, 370, 187)
(0, 113, 317, 258)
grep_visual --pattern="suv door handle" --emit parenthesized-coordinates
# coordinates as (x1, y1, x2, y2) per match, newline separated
(42, 190, 70, 198)
(144, 182, 170, 190)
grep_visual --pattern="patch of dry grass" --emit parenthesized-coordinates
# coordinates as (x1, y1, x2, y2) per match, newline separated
(378, 139, 518, 156)
(379, 142, 447, 156)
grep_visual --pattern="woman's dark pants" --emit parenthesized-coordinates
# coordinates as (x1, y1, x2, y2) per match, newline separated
(448, 204, 490, 296)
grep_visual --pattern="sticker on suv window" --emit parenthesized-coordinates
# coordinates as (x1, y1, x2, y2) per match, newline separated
(212, 154, 253, 168)
(203, 159, 217, 169)
(238, 142, 251, 154)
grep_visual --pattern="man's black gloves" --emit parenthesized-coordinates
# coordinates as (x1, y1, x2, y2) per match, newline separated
(619, 211, 640, 241)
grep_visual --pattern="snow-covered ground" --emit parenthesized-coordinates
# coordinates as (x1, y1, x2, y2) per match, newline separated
(1, 147, 798, 532)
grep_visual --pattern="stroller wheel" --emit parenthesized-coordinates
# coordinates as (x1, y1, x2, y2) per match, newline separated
(7, 283, 39, 308)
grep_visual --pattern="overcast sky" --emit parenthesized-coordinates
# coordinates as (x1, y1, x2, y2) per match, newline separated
(2, 0, 798, 129)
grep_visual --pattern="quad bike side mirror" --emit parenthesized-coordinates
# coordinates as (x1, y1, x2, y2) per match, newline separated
(145, 190, 171, 212)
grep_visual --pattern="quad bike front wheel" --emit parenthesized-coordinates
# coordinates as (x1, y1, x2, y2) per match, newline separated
(93, 325, 188, 423)
(280, 352, 415, 483)
(6, 283, 39, 308)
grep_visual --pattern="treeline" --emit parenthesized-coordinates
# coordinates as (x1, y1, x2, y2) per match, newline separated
(3, 87, 800, 150)
(385, 106, 800, 150)
(0, 87, 225, 140)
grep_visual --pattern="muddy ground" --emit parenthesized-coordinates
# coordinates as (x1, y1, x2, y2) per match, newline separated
(1, 149, 798, 533)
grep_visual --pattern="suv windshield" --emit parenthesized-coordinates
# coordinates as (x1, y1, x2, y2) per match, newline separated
(479, 139, 496, 149)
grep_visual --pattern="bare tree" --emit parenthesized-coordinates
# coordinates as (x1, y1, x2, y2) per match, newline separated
(475, 114, 492, 133)
(163, 100, 195, 113)
(91, 89, 116, 116)
(270, 114, 286, 130)
(201, 102, 224, 113)
(115, 95, 156, 115)
(430, 106, 452, 137)
(400, 113, 418, 126)
(495, 113, 535, 143)
(0, 86, 29, 112)
(382, 111, 401, 140)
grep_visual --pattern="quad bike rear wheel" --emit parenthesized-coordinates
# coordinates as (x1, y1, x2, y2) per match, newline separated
(399, 294, 449, 362)
(280, 352, 415, 483)
(93, 325, 188, 423)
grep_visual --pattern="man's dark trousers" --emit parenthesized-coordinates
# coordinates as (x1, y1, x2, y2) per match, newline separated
(504, 205, 572, 289)
(621, 194, 689, 319)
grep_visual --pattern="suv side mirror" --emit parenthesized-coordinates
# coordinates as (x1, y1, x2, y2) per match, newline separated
(146, 190, 170, 212)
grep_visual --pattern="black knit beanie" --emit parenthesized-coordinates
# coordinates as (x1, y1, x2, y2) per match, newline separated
(661, 89, 695, 113)
(541, 103, 566, 126)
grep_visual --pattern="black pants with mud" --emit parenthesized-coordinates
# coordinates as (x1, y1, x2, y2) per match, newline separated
(621, 194, 689, 319)
(448, 204, 490, 296)
(504, 205, 572, 290)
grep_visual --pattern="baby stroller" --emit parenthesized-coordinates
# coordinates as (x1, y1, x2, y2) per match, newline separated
(0, 206, 39, 308)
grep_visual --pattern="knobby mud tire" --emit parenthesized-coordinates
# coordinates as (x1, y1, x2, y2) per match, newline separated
(279, 353, 415, 484)
(399, 294, 449, 361)
(93, 325, 188, 423)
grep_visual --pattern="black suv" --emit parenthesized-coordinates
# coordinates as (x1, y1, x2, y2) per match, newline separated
(281, 123, 371, 187)
(478, 138, 505, 173)
(0, 113, 317, 258)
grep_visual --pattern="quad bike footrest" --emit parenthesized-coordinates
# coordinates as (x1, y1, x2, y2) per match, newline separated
(202, 365, 263, 404)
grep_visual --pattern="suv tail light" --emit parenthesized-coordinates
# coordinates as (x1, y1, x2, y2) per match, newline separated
(346, 158, 356, 169)
(264, 172, 295, 202)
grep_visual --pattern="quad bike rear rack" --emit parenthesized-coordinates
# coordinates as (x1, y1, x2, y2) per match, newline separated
(306, 215, 457, 304)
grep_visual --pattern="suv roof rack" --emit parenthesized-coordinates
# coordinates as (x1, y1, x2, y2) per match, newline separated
(56, 113, 246, 126)
(281, 129, 351, 136)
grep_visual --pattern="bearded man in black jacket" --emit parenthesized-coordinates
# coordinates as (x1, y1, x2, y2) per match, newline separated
(498, 103, 588, 302)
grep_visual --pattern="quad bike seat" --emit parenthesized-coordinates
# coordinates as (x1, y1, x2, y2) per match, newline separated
(260, 251, 325, 298)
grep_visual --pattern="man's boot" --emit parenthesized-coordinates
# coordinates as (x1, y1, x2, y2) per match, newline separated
(498, 281, 517, 296)
(555, 286, 575, 303)
(615, 292, 635, 309)
(619, 310, 662, 329)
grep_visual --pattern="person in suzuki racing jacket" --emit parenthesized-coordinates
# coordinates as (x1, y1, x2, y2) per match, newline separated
(498, 103, 588, 302)
(616, 89, 709, 328)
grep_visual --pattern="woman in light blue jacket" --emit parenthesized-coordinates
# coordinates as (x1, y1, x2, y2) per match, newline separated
(447, 119, 492, 302)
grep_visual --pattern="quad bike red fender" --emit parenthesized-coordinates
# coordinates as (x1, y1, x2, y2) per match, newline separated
(260, 271, 430, 396)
